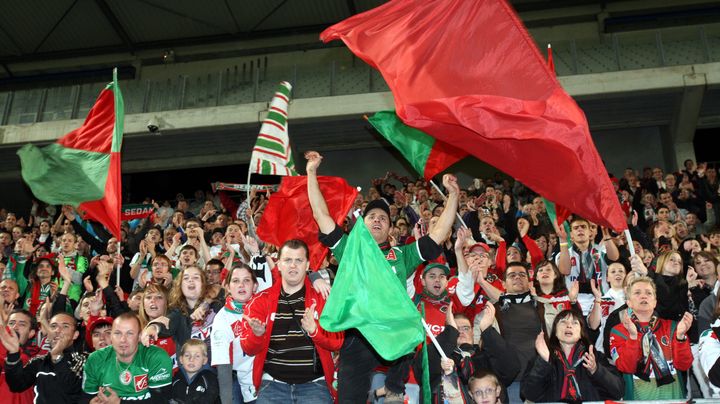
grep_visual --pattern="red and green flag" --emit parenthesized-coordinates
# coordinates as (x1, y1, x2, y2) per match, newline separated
(319, 217, 424, 361)
(321, 0, 627, 231)
(18, 69, 124, 238)
(368, 111, 466, 180)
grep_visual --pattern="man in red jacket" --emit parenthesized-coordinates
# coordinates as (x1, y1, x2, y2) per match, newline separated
(242, 239, 343, 403)
(0, 309, 41, 404)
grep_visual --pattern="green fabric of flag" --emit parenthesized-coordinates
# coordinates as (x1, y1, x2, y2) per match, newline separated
(319, 218, 424, 361)
(368, 110, 466, 180)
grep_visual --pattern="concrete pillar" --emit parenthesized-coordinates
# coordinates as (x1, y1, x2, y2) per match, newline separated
(669, 73, 706, 171)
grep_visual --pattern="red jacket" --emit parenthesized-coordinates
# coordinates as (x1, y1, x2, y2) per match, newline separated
(609, 317, 693, 374)
(240, 276, 343, 401)
(0, 343, 38, 404)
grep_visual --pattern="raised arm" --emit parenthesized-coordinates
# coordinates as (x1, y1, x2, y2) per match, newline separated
(555, 221, 571, 275)
(428, 174, 459, 245)
(305, 151, 336, 234)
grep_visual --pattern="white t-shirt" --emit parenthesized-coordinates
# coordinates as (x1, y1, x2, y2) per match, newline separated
(210, 307, 255, 401)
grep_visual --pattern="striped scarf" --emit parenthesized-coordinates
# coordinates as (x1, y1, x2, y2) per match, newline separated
(631, 313, 674, 386)
(556, 343, 585, 402)
(223, 295, 244, 315)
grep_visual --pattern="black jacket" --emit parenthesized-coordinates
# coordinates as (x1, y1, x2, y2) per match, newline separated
(170, 366, 220, 404)
(521, 347, 624, 402)
(453, 327, 520, 388)
(4, 348, 87, 404)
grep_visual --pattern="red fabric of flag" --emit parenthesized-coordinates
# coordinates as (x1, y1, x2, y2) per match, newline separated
(257, 176, 358, 269)
(322, 0, 626, 231)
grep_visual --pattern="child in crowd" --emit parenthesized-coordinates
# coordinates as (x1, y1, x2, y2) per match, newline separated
(171, 339, 220, 404)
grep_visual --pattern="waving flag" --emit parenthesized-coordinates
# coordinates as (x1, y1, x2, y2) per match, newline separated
(368, 111, 466, 180)
(249, 81, 298, 176)
(321, 0, 626, 231)
(18, 69, 124, 238)
(320, 218, 424, 361)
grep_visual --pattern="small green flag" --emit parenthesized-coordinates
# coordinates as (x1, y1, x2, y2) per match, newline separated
(319, 219, 424, 361)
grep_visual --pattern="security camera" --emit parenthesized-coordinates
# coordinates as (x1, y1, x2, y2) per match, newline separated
(147, 116, 160, 134)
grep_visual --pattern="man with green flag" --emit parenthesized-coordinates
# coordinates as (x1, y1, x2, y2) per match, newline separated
(306, 151, 459, 403)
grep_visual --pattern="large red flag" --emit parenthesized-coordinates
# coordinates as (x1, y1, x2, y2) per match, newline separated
(322, 0, 626, 231)
(257, 176, 358, 269)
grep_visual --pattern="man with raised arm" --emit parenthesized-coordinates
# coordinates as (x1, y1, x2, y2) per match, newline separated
(305, 151, 460, 403)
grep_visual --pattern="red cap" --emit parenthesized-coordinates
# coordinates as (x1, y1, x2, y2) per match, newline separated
(86, 316, 114, 350)
(468, 243, 491, 254)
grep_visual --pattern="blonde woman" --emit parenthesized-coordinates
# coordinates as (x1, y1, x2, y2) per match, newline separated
(609, 276, 693, 400)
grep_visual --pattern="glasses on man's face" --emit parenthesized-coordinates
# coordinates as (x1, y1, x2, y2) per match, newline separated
(506, 272, 528, 280)
(472, 387, 497, 399)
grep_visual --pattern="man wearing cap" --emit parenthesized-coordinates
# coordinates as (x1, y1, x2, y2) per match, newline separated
(414, 263, 465, 338)
(453, 228, 504, 326)
(2, 312, 86, 403)
(86, 316, 113, 352)
(305, 151, 460, 403)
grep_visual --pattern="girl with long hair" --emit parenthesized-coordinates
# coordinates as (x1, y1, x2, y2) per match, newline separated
(532, 260, 579, 333)
(141, 266, 221, 362)
(588, 262, 628, 353)
(211, 264, 259, 404)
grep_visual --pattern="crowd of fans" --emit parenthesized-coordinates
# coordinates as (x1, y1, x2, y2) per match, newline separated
(1, 153, 720, 404)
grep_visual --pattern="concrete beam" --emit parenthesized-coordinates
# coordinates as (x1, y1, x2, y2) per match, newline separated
(2, 62, 719, 146)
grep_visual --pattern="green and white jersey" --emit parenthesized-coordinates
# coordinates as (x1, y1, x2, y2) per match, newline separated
(82, 343, 172, 400)
(329, 234, 425, 282)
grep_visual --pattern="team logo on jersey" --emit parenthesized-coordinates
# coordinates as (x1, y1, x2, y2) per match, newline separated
(385, 250, 397, 261)
(231, 320, 243, 337)
(120, 369, 132, 385)
(134, 374, 148, 392)
(660, 336, 670, 346)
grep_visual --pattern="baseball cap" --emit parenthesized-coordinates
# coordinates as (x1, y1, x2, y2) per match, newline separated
(468, 243, 491, 255)
(363, 199, 391, 218)
(423, 262, 450, 276)
(86, 316, 113, 350)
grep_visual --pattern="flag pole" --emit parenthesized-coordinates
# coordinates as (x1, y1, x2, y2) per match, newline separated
(624, 229, 635, 256)
(116, 241, 121, 286)
(246, 171, 254, 228)
(429, 180, 467, 228)
(421, 318, 447, 359)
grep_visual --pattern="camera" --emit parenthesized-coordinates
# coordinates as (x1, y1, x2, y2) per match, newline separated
(147, 116, 160, 134)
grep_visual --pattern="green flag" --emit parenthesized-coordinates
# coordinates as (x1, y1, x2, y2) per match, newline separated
(319, 219, 424, 361)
